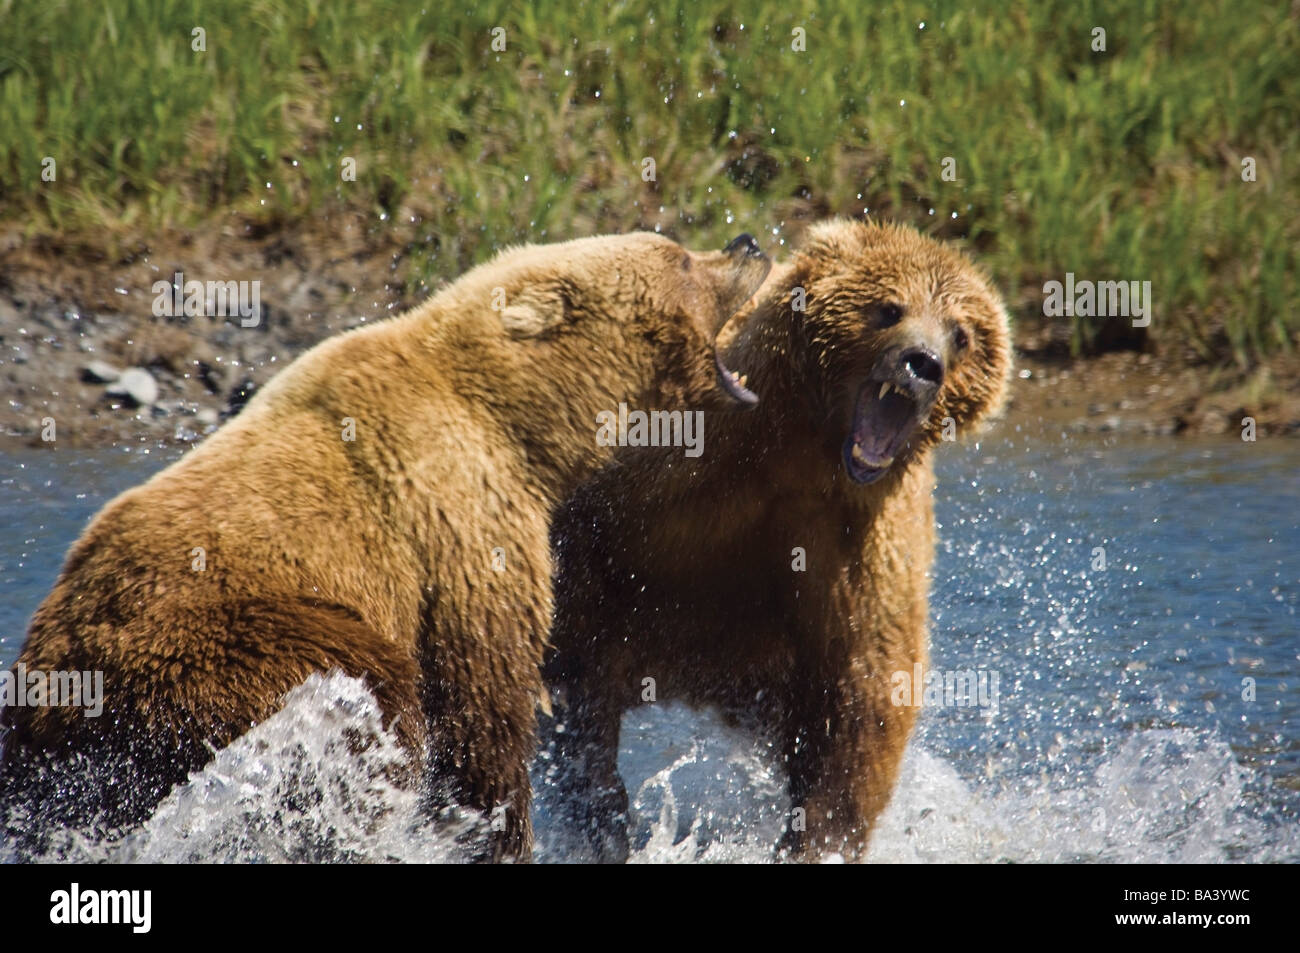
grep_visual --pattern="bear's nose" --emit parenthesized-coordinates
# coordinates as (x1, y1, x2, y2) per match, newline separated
(901, 347, 944, 385)
(723, 233, 764, 258)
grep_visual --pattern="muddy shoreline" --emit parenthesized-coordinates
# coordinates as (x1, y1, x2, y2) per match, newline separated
(2, 222, 1297, 450)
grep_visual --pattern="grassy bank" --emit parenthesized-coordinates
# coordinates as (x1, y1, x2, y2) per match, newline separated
(1, 0, 1296, 365)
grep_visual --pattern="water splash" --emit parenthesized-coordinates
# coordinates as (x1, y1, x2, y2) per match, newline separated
(4, 678, 1292, 864)
(17, 673, 478, 864)
(868, 728, 1294, 863)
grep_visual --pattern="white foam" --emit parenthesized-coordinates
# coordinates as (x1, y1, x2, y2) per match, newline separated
(6, 680, 1293, 864)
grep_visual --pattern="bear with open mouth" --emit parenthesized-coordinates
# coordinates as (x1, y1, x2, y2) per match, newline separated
(545, 218, 1012, 861)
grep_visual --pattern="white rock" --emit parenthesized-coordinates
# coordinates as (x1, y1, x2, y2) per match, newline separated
(107, 367, 159, 407)
(81, 360, 122, 383)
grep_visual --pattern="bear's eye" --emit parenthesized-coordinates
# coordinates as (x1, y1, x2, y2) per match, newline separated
(953, 326, 970, 350)
(681, 255, 692, 272)
(877, 302, 904, 327)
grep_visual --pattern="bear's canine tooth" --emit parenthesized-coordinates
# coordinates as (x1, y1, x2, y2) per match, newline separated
(879, 382, 891, 399)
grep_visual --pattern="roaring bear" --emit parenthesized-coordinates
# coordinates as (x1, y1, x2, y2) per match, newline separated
(545, 219, 1012, 861)
(0, 231, 770, 861)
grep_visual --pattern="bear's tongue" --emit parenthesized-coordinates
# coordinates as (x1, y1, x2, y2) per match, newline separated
(851, 384, 916, 467)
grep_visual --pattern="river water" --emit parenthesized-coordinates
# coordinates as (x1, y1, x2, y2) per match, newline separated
(1, 425, 1296, 862)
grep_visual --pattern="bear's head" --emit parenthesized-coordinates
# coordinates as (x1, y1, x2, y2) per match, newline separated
(492, 231, 771, 411)
(782, 219, 1012, 484)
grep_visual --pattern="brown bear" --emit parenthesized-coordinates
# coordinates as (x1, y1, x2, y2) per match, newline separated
(545, 219, 1012, 861)
(0, 231, 770, 861)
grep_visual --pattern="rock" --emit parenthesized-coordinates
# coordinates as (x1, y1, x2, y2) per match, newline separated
(81, 360, 123, 383)
(194, 359, 225, 394)
(225, 377, 258, 417)
(195, 407, 219, 426)
(1097, 415, 1123, 432)
(106, 367, 160, 407)
(1196, 410, 1231, 435)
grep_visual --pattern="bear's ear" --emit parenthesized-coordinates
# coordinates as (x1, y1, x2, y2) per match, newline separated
(800, 217, 868, 264)
(500, 283, 571, 339)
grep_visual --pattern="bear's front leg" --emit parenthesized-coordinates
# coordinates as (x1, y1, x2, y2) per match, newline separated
(416, 528, 556, 862)
(539, 661, 630, 863)
(778, 653, 919, 862)
(420, 636, 542, 861)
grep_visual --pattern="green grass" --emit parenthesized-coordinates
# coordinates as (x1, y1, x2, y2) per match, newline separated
(1, 0, 1296, 364)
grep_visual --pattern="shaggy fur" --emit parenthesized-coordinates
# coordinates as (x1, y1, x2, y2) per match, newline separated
(545, 220, 1012, 861)
(0, 232, 769, 861)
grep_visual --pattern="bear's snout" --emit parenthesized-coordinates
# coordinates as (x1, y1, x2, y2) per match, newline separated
(723, 233, 765, 259)
(900, 346, 944, 388)
(868, 342, 944, 405)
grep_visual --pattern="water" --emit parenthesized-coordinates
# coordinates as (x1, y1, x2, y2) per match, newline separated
(1, 428, 1296, 862)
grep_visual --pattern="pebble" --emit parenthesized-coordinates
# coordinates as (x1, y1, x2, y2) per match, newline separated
(106, 367, 159, 407)
(81, 360, 122, 383)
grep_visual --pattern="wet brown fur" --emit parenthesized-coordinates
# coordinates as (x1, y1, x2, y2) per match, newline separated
(1, 232, 769, 860)
(546, 220, 1012, 861)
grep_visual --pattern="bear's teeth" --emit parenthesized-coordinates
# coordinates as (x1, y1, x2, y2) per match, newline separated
(738, 374, 748, 387)
(851, 442, 893, 468)
(879, 382, 892, 399)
